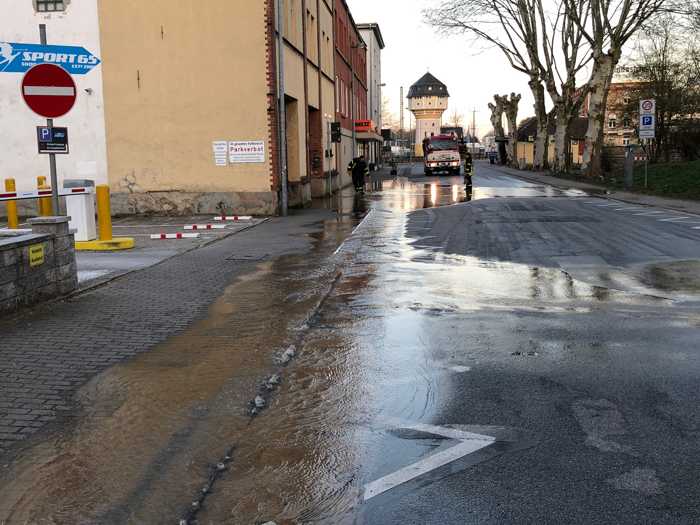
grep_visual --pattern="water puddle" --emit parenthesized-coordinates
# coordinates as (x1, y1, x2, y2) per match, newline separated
(0, 220, 356, 524)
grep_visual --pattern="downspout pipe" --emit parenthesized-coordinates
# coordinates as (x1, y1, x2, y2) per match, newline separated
(276, 0, 289, 216)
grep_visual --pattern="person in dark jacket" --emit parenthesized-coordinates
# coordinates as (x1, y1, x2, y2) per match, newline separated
(349, 155, 369, 192)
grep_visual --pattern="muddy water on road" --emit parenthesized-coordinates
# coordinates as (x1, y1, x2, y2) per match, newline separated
(195, 181, 672, 523)
(0, 178, 670, 524)
(0, 219, 355, 524)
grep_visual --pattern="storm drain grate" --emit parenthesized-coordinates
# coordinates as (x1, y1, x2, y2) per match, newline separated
(226, 253, 269, 262)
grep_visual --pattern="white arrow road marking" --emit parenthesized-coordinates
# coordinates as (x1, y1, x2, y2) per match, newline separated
(23, 86, 75, 96)
(363, 422, 495, 501)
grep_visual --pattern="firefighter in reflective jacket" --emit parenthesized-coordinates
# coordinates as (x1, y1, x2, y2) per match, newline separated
(348, 155, 369, 192)
(464, 151, 474, 188)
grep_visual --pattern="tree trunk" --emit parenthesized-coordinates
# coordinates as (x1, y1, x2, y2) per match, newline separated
(581, 52, 618, 176)
(529, 79, 548, 170)
(534, 130, 548, 170)
(503, 93, 521, 168)
(553, 115, 568, 173)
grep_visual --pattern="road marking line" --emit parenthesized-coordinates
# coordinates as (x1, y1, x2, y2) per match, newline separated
(657, 216, 691, 222)
(595, 203, 618, 207)
(363, 422, 495, 501)
(634, 211, 666, 216)
(615, 207, 642, 211)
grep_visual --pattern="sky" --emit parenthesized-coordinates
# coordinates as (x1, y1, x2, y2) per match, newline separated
(346, 0, 535, 139)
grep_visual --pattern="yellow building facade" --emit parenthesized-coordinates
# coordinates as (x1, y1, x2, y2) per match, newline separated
(98, 0, 337, 215)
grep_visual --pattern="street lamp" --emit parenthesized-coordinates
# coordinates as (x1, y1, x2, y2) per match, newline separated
(351, 41, 367, 159)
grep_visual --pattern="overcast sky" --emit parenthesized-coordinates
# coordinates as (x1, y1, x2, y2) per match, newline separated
(347, 0, 534, 138)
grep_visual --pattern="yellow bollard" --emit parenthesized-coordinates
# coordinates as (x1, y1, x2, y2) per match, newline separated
(74, 184, 134, 251)
(37, 176, 53, 216)
(96, 184, 113, 241)
(4, 178, 19, 229)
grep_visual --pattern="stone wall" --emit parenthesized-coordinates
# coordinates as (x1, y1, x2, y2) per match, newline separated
(0, 217, 78, 316)
(110, 191, 278, 216)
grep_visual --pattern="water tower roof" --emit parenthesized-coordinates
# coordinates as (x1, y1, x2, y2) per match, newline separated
(408, 73, 449, 98)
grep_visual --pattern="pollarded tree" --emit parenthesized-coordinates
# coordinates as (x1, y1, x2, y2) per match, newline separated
(501, 93, 523, 166)
(425, 0, 551, 169)
(489, 96, 508, 163)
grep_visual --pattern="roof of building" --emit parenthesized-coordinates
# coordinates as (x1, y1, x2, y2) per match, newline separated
(516, 115, 588, 141)
(357, 23, 385, 49)
(407, 72, 449, 98)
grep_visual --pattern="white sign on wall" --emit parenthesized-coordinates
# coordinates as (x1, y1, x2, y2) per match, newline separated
(212, 141, 228, 166)
(229, 141, 265, 164)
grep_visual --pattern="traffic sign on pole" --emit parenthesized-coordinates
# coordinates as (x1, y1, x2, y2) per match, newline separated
(21, 63, 76, 118)
(639, 98, 656, 140)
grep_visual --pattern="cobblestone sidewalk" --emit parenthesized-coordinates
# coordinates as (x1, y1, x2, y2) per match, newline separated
(0, 211, 332, 456)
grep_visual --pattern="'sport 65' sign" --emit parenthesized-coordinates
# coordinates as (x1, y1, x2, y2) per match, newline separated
(0, 42, 100, 75)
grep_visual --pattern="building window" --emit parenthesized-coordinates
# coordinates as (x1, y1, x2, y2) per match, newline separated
(335, 76, 340, 113)
(608, 118, 617, 129)
(623, 96, 630, 105)
(623, 117, 631, 128)
(35, 0, 66, 11)
(623, 138, 630, 146)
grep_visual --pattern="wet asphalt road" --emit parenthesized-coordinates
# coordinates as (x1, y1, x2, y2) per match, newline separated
(2, 161, 700, 524)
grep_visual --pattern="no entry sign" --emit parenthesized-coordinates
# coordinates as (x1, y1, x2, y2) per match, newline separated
(21, 63, 76, 118)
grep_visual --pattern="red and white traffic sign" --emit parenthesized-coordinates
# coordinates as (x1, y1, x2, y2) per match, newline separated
(21, 64, 76, 118)
(640, 99, 655, 113)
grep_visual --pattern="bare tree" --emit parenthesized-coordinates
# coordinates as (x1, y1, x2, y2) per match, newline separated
(537, 0, 592, 172)
(564, 0, 668, 175)
(425, 0, 550, 169)
(381, 95, 399, 130)
(447, 109, 465, 128)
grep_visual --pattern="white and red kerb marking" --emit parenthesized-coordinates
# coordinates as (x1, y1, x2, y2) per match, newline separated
(21, 64, 77, 119)
(213, 216, 252, 222)
(150, 233, 200, 240)
(184, 224, 226, 230)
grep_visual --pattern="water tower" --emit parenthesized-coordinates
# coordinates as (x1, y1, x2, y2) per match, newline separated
(407, 73, 449, 156)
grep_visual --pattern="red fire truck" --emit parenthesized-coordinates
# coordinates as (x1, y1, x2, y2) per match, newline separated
(422, 134, 462, 176)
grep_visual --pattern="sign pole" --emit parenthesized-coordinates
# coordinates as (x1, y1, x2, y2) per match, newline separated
(39, 24, 61, 215)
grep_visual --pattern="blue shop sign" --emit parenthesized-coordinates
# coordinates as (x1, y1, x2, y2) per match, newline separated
(0, 41, 100, 74)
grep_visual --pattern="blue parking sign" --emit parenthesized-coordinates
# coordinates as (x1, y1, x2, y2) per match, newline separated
(642, 115, 653, 126)
(37, 127, 52, 142)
